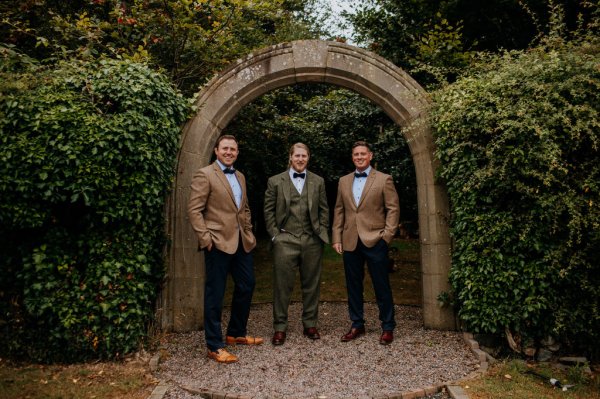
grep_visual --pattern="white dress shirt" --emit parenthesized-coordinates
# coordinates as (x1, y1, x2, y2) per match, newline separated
(352, 166, 371, 206)
(217, 159, 242, 209)
(289, 168, 307, 194)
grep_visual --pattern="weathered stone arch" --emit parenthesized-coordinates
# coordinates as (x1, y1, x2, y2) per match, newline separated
(160, 40, 454, 332)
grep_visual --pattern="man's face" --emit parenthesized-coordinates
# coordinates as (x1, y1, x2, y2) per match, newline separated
(214, 138, 238, 167)
(352, 145, 373, 171)
(290, 147, 309, 172)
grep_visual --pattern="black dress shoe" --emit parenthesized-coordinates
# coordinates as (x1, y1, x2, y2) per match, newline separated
(303, 327, 321, 340)
(379, 330, 394, 345)
(341, 326, 366, 342)
(272, 331, 286, 345)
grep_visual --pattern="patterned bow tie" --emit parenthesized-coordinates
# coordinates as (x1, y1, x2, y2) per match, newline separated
(354, 172, 367, 178)
(293, 172, 306, 179)
(223, 168, 235, 174)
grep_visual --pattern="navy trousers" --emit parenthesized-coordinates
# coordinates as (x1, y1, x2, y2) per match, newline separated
(203, 244, 255, 352)
(343, 238, 396, 331)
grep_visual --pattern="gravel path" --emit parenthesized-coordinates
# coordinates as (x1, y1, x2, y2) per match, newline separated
(155, 302, 479, 398)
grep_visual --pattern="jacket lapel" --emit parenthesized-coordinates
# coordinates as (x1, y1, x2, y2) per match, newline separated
(307, 172, 314, 211)
(343, 173, 357, 211)
(213, 162, 237, 207)
(281, 173, 291, 210)
(357, 170, 376, 209)
(236, 170, 245, 209)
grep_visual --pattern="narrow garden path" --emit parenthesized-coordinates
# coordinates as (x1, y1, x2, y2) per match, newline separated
(154, 302, 479, 398)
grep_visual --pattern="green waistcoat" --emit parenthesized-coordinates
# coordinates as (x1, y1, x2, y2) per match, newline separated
(281, 186, 313, 237)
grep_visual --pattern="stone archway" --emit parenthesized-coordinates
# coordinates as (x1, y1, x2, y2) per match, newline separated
(160, 40, 454, 332)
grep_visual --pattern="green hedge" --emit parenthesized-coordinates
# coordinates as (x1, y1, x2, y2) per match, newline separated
(0, 58, 189, 361)
(432, 41, 599, 357)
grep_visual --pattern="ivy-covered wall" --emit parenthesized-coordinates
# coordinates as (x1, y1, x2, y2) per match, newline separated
(432, 41, 599, 358)
(0, 58, 189, 361)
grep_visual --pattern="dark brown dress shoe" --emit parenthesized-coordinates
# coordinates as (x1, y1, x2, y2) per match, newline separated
(303, 327, 321, 340)
(341, 326, 366, 342)
(272, 331, 286, 345)
(379, 330, 394, 345)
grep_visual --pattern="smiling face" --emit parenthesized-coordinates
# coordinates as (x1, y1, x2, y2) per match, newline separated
(290, 146, 309, 173)
(214, 138, 238, 167)
(352, 145, 373, 172)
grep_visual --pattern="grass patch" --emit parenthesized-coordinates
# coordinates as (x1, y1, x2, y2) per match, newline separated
(226, 237, 422, 305)
(463, 359, 600, 399)
(0, 357, 156, 399)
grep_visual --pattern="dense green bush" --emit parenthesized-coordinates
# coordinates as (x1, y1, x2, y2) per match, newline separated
(0, 57, 189, 361)
(432, 40, 599, 357)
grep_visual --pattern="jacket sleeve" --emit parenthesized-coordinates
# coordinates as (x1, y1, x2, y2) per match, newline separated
(263, 177, 279, 239)
(331, 179, 345, 244)
(382, 175, 400, 243)
(239, 174, 253, 234)
(187, 168, 212, 249)
(318, 178, 330, 243)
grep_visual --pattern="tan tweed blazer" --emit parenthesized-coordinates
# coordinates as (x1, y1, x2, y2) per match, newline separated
(188, 162, 256, 254)
(332, 169, 399, 251)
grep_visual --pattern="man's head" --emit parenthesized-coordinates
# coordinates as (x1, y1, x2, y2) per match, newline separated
(288, 142, 310, 172)
(351, 141, 373, 172)
(214, 135, 239, 167)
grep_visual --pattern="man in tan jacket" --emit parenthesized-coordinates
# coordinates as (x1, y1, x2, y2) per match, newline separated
(332, 141, 400, 345)
(188, 135, 263, 364)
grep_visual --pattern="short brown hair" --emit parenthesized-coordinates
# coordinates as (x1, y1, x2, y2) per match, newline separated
(352, 141, 371, 151)
(215, 134, 238, 149)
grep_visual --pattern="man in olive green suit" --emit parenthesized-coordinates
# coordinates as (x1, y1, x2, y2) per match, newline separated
(264, 143, 330, 345)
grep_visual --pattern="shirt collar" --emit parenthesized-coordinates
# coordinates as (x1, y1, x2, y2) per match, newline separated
(216, 159, 233, 172)
(355, 166, 372, 176)
(289, 168, 307, 178)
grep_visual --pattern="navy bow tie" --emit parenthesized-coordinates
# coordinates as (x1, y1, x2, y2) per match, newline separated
(293, 172, 306, 179)
(223, 168, 235, 174)
(354, 172, 368, 178)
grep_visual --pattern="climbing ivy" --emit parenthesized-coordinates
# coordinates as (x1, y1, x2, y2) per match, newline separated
(0, 57, 189, 361)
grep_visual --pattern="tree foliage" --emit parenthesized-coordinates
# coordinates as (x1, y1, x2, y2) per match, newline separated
(1, 0, 325, 96)
(226, 85, 417, 235)
(431, 38, 600, 356)
(0, 57, 189, 361)
(343, 0, 597, 87)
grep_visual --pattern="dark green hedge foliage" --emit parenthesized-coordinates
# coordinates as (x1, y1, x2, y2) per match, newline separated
(0, 58, 189, 361)
(432, 42, 600, 358)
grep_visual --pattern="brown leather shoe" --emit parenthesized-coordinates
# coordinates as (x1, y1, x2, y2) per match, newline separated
(341, 326, 366, 342)
(207, 348, 238, 363)
(303, 327, 321, 340)
(379, 330, 394, 345)
(271, 331, 286, 345)
(225, 335, 264, 345)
